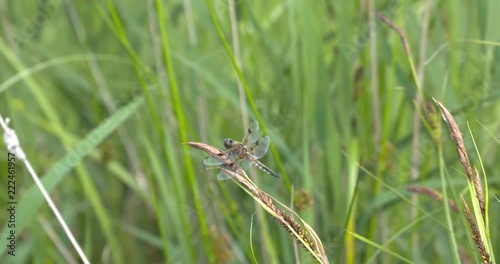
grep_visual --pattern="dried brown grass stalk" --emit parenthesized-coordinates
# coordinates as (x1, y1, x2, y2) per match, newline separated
(433, 99, 473, 181)
(187, 141, 329, 264)
(433, 99, 491, 263)
(374, 12, 409, 55)
(460, 196, 491, 264)
(407, 186, 458, 213)
(433, 98, 486, 219)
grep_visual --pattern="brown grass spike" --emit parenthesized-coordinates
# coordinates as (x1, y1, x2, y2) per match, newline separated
(407, 186, 458, 213)
(186, 141, 329, 264)
(433, 98, 473, 182)
(460, 196, 491, 264)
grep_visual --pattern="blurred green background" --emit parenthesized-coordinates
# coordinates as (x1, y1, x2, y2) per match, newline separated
(1, 0, 499, 263)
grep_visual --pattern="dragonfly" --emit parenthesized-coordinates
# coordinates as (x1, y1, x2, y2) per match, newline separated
(203, 120, 279, 181)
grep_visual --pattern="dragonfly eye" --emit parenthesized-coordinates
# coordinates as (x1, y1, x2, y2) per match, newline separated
(223, 138, 233, 149)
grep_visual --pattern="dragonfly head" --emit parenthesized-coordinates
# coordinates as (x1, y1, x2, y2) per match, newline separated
(223, 138, 234, 149)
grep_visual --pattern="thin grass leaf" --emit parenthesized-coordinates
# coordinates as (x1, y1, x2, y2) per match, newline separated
(346, 230, 414, 264)
(0, 96, 144, 258)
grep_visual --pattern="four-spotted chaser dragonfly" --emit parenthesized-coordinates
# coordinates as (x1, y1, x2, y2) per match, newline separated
(203, 120, 278, 181)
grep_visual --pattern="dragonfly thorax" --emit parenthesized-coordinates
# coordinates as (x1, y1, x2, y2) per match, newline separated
(224, 138, 246, 157)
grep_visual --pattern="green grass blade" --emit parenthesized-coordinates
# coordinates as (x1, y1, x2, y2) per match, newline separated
(0, 96, 144, 260)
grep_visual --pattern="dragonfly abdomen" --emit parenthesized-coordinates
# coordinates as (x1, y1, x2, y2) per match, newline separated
(250, 160, 279, 178)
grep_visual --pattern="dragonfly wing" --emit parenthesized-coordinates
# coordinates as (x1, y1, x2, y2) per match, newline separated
(216, 170, 232, 181)
(242, 120, 259, 145)
(252, 136, 271, 159)
(203, 155, 223, 165)
(203, 149, 234, 165)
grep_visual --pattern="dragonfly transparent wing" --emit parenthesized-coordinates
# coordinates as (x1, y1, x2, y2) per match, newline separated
(252, 136, 271, 159)
(204, 152, 235, 180)
(216, 170, 232, 181)
(242, 120, 260, 145)
(203, 155, 223, 165)
(203, 149, 236, 165)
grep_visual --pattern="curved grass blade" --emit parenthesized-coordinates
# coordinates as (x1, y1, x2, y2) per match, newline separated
(346, 230, 413, 264)
(0, 96, 144, 257)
